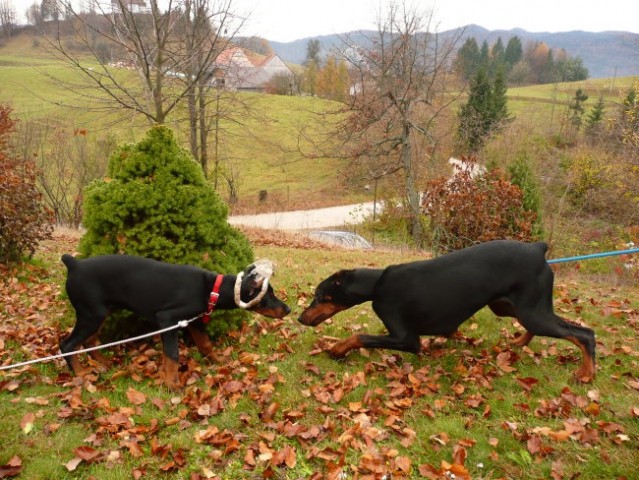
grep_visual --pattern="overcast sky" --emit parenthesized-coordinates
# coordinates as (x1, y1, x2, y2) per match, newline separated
(234, 0, 639, 42)
(11, 0, 639, 41)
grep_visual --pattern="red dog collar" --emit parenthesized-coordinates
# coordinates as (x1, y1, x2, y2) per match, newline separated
(202, 275, 224, 324)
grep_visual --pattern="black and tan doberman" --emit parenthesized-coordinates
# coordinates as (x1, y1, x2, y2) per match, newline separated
(61, 254, 290, 388)
(299, 240, 596, 382)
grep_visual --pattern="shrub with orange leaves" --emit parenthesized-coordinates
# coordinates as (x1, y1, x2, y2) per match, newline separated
(423, 160, 536, 252)
(0, 104, 53, 264)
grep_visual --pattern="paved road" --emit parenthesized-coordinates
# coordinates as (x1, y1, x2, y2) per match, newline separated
(228, 202, 381, 231)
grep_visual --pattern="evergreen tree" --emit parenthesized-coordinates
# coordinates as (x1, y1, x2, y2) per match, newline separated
(618, 87, 639, 146)
(305, 39, 321, 66)
(458, 68, 492, 153)
(455, 37, 481, 80)
(304, 39, 322, 95)
(504, 36, 523, 71)
(508, 151, 542, 238)
(540, 49, 558, 83)
(457, 67, 511, 153)
(79, 126, 254, 337)
(568, 88, 589, 130)
(490, 37, 505, 76)
(479, 40, 490, 67)
(558, 57, 589, 82)
(585, 96, 605, 134)
(491, 68, 509, 121)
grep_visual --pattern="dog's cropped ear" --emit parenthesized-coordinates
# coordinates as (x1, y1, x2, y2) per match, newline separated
(329, 269, 355, 286)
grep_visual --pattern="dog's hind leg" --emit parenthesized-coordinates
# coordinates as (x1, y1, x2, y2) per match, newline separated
(488, 299, 534, 347)
(84, 332, 112, 371)
(60, 308, 107, 377)
(156, 308, 201, 389)
(516, 310, 596, 382)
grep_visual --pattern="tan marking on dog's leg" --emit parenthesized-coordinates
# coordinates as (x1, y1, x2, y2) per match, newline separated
(565, 335, 596, 383)
(187, 325, 213, 357)
(329, 335, 364, 358)
(68, 352, 88, 377)
(162, 355, 181, 390)
(512, 331, 534, 347)
(84, 333, 111, 368)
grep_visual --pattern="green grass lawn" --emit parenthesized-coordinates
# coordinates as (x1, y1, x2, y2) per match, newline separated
(1, 233, 638, 479)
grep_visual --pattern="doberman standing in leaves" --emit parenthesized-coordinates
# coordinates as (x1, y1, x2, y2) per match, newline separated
(61, 255, 290, 388)
(299, 240, 596, 382)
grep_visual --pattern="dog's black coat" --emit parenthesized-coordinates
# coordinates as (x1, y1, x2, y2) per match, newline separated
(299, 240, 596, 381)
(61, 254, 290, 387)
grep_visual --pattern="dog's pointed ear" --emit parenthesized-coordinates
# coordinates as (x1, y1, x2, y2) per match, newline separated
(327, 269, 354, 287)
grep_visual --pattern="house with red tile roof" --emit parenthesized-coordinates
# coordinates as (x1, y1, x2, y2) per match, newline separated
(212, 47, 294, 92)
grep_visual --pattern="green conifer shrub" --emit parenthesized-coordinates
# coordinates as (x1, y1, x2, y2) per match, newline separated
(78, 126, 254, 338)
(508, 151, 543, 238)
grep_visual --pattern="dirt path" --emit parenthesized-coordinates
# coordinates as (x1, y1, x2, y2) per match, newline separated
(228, 202, 380, 231)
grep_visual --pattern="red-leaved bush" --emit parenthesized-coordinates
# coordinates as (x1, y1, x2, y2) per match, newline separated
(0, 104, 53, 264)
(423, 161, 536, 252)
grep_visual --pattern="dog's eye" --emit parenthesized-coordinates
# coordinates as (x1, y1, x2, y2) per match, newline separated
(323, 295, 332, 302)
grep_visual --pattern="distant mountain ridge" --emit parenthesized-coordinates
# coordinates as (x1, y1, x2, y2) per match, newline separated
(268, 26, 639, 79)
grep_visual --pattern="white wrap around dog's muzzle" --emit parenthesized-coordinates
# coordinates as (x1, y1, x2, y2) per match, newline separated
(234, 258, 274, 309)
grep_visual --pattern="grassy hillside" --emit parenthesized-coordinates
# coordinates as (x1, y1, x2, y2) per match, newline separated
(1, 30, 637, 213)
(0, 31, 354, 210)
(507, 77, 637, 129)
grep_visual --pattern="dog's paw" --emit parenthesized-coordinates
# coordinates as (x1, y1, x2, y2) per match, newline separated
(328, 345, 349, 359)
(512, 331, 534, 347)
(573, 367, 595, 384)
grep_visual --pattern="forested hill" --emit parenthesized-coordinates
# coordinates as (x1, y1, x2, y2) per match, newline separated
(269, 25, 639, 79)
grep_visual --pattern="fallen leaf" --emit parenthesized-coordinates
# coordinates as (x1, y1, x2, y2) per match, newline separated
(126, 387, 147, 405)
(0, 455, 22, 478)
(64, 457, 82, 472)
(20, 412, 35, 434)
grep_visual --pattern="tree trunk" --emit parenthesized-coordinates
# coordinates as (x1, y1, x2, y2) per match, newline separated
(188, 84, 198, 161)
(401, 123, 422, 245)
(198, 80, 208, 176)
(213, 90, 221, 190)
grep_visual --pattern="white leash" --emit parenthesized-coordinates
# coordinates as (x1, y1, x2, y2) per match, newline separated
(0, 315, 201, 372)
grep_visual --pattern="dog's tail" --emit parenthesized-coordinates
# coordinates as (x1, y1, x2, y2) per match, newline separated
(61, 254, 78, 271)
(533, 241, 549, 255)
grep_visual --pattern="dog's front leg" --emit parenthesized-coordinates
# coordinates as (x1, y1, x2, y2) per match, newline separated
(330, 334, 365, 358)
(160, 330, 181, 389)
(187, 322, 214, 358)
(330, 333, 421, 358)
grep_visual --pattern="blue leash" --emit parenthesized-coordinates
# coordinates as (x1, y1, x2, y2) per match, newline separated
(548, 247, 639, 264)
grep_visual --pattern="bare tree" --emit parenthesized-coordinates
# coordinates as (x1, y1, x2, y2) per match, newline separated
(0, 0, 16, 38)
(10, 120, 114, 227)
(25, 2, 44, 29)
(39, 0, 247, 173)
(335, 2, 464, 245)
